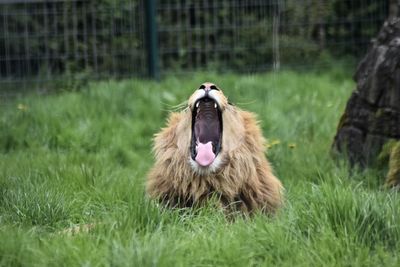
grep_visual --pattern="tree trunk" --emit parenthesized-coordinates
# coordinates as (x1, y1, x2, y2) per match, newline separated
(332, 8, 400, 186)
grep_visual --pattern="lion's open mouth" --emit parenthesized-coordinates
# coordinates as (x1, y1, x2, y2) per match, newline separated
(190, 97, 223, 167)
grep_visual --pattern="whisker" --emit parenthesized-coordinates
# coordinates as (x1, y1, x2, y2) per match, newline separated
(161, 101, 187, 112)
(235, 100, 257, 106)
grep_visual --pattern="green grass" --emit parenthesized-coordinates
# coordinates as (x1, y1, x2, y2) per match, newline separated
(1, 69, 399, 266)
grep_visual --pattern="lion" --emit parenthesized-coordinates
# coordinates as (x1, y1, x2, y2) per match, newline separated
(146, 82, 283, 215)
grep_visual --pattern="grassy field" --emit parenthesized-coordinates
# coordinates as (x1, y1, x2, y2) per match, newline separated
(1, 69, 399, 266)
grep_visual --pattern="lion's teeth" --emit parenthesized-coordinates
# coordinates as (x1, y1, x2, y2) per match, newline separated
(196, 102, 200, 108)
(214, 103, 217, 109)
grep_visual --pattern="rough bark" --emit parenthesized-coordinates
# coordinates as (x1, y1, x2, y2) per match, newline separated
(332, 15, 400, 186)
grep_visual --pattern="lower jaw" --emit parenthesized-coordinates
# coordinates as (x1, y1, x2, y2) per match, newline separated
(191, 153, 222, 169)
(190, 158, 219, 175)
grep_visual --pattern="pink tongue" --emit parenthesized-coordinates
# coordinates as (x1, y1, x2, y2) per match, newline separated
(195, 142, 216, 166)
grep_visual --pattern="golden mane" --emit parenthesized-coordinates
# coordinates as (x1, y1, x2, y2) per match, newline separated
(147, 84, 283, 215)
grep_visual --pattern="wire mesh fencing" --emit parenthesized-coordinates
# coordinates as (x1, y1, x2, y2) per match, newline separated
(0, 0, 389, 97)
(157, 0, 389, 73)
(0, 0, 146, 97)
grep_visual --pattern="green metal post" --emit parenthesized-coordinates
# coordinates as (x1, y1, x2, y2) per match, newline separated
(145, 0, 160, 80)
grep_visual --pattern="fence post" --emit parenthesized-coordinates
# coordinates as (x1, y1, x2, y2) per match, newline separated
(144, 0, 160, 80)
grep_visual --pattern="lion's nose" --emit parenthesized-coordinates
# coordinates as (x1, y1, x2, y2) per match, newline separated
(199, 82, 219, 92)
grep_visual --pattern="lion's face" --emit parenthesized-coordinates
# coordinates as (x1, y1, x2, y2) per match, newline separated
(187, 82, 229, 174)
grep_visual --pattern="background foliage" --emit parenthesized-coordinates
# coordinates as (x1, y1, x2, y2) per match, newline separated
(0, 0, 388, 86)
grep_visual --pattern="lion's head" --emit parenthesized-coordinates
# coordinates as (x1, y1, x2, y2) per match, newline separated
(147, 82, 283, 214)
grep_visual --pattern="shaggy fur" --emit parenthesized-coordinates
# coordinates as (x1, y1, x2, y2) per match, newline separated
(147, 84, 283, 214)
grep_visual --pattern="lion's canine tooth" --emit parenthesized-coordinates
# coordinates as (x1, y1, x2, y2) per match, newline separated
(214, 103, 217, 109)
(196, 102, 200, 108)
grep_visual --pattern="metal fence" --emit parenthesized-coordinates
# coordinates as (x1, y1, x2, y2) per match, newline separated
(0, 0, 389, 96)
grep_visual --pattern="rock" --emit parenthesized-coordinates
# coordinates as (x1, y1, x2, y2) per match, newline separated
(332, 17, 400, 187)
